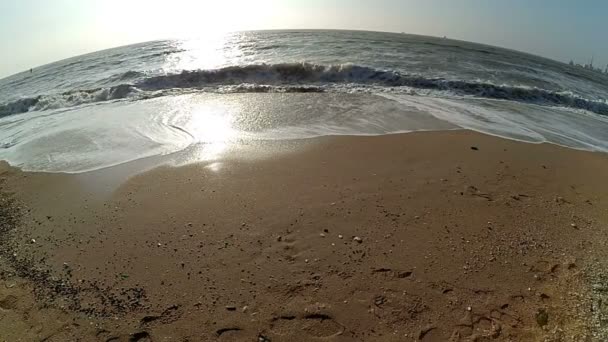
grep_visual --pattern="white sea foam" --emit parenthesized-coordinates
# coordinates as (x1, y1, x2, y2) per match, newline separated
(1, 92, 607, 173)
(1, 31, 607, 172)
(381, 94, 608, 152)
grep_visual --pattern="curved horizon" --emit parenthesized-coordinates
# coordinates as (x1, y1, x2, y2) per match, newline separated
(1, 0, 607, 79)
(0, 28, 596, 81)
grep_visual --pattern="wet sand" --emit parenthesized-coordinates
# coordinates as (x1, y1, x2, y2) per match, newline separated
(1, 130, 608, 341)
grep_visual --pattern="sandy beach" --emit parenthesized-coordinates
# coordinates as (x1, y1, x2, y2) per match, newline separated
(1, 130, 608, 341)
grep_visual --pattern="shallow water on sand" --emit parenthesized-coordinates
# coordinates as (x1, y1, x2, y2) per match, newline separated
(1, 30, 608, 172)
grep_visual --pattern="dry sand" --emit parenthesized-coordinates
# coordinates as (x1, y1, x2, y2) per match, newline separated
(1, 130, 608, 341)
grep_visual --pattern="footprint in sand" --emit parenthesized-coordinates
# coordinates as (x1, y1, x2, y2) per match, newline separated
(449, 305, 521, 341)
(0, 294, 18, 310)
(270, 313, 345, 338)
(216, 327, 245, 340)
(276, 234, 304, 262)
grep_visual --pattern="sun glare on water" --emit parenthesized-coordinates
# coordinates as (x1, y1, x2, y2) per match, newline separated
(163, 34, 240, 73)
(172, 97, 241, 164)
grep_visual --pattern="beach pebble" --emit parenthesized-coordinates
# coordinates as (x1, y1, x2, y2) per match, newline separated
(353, 236, 363, 243)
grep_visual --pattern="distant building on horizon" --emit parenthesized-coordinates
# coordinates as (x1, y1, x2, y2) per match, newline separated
(568, 57, 608, 74)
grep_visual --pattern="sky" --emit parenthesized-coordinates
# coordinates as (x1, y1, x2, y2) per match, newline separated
(1, 0, 607, 78)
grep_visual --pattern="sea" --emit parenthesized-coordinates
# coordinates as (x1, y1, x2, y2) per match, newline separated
(1, 30, 607, 172)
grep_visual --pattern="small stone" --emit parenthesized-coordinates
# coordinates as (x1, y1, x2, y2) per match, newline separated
(242, 306, 248, 313)
(466, 306, 472, 311)
(338, 234, 343, 239)
(570, 223, 578, 229)
(304, 259, 309, 263)
(157, 243, 162, 247)
(470, 146, 479, 151)
(225, 305, 237, 311)
(241, 222, 246, 227)
(320, 233, 326, 238)
(30, 238, 36, 244)
(353, 236, 363, 243)
(187, 222, 193, 227)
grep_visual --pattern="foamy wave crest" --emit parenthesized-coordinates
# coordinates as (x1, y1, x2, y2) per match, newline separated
(407, 79, 608, 115)
(137, 63, 402, 89)
(0, 85, 140, 117)
(137, 63, 608, 115)
(2, 63, 607, 117)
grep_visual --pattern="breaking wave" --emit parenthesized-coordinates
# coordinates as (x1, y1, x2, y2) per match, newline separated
(0, 84, 140, 117)
(2, 63, 607, 117)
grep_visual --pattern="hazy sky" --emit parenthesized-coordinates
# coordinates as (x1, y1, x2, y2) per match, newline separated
(1, 0, 607, 78)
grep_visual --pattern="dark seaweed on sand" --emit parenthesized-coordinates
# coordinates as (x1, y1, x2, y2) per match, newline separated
(0, 180, 147, 317)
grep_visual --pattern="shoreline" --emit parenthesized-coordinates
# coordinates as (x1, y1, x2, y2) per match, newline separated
(1, 130, 608, 341)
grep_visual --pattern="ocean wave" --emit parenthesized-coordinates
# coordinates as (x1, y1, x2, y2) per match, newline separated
(101, 70, 147, 83)
(136, 63, 404, 89)
(0, 84, 324, 117)
(136, 63, 608, 115)
(2, 63, 607, 117)
(0, 84, 139, 117)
